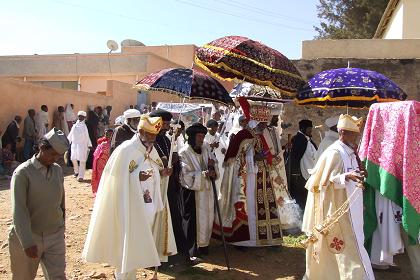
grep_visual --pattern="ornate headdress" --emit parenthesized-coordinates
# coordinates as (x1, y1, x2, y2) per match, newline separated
(138, 115, 163, 134)
(337, 114, 363, 133)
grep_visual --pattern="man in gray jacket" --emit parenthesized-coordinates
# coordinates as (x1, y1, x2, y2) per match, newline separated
(9, 128, 69, 280)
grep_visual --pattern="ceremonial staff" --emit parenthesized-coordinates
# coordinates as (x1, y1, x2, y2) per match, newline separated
(208, 163, 231, 271)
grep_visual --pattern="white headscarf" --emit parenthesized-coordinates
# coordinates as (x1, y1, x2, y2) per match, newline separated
(65, 104, 77, 122)
(228, 113, 242, 139)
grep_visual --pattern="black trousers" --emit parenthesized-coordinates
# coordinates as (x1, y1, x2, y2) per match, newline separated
(289, 174, 308, 210)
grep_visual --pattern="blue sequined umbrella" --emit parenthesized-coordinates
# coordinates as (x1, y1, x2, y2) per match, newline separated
(134, 68, 234, 106)
(296, 68, 407, 108)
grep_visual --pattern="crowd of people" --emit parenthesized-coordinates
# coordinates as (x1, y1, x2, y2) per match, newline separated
(4, 99, 408, 280)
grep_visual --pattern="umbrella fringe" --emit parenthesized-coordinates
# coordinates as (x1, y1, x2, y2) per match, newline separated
(133, 85, 234, 106)
(194, 57, 299, 98)
(295, 95, 402, 105)
(197, 45, 305, 81)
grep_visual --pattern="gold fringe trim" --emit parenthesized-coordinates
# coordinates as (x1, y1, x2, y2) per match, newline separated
(133, 85, 234, 106)
(198, 44, 305, 81)
(194, 57, 300, 97)
(295, 95, 401, 104)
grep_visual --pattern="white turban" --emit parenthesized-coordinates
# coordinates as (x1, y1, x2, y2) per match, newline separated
(114, 115, 125, 126)
(123, 109, 141, 119)
(325, 116, 339, 128)
(77, 111, 87, 117)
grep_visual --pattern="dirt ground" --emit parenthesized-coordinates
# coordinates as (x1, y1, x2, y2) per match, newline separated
(0, 165, 416, 280)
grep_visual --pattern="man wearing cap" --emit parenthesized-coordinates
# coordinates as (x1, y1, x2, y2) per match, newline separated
(83, 115, 174, 280)
(179, 122, 219, 263)
(110, 109, 141, 153)
(67, 111, 92, 182)
(9, 128, 69, 279)
(302, 114, 374, 280)
(314, 116, 340, 161)
(289, 119, 318, 209)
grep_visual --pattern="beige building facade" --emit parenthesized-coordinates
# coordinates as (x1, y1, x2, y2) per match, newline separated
(374, 0, 420, 39)
(0, 44, 197, 130)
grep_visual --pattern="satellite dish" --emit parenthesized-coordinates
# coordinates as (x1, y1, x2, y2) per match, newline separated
(107, 40, 119, 52)
(121, 39, 146, 47)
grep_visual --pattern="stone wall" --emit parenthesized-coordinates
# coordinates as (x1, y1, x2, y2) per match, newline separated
(280, 58, 420, 145)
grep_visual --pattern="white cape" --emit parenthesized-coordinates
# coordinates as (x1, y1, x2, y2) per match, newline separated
(82, 136, 160, 273)
(67, 120, 92, 161)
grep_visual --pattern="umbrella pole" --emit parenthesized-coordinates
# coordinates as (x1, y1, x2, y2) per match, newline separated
(210, 176, 230, 270)
(286, 134, 292, 191)
(168, 96, 187, 168)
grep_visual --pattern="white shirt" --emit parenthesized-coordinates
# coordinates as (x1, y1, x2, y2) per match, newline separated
(315, 130, 339, 162)
(300, 132, 317, 180)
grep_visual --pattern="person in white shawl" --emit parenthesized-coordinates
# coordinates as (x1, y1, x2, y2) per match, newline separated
(65, 104, 77, 130)
(314, 116, 340, 162)
(302, 114, 374, 280)
(204, 119, 225, 196)
(83, 115, 172, 280)
(179, 122, 219, 262)
(35, 105, 50, 140)
(67, 111, 92, 182)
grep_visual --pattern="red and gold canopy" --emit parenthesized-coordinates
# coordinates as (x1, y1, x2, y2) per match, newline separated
(195, 36, 306, 98)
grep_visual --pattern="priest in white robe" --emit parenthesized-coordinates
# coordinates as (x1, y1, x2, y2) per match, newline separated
(82, 115, 169, 280)
(315, 116, 340, 161)
(179, 122, 219, 263)
(67, 111, 92, 182)
(369, 193, 404, 270)
(215, 98, 285, 247)
(302, 114, 375, 280)
(204, 119, 225, 197)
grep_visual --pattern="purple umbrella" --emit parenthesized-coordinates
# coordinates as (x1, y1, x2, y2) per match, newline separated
(134, 68, 234, 106)
(296, 67, 407, 109)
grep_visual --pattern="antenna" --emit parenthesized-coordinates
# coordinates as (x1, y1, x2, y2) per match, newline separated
(106, 40, 118, 79)
(107, 40, 119, 52)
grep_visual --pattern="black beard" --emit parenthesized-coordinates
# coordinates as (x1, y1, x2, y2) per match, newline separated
(193, 146, 202, 154)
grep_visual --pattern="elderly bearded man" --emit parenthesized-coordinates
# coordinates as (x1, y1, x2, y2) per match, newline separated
(83, 115, 173, 280)
(110, 109, 141, 153)
(179, 123, 219, 264)
(302, 114, 375, 280)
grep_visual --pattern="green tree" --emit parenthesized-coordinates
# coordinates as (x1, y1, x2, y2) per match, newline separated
(315, 0, 389, 39)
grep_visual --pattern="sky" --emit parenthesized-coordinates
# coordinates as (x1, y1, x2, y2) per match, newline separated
(0, 0, 320, 59)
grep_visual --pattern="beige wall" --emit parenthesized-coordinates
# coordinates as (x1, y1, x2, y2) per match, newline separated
(383, 0, 404, 39)
(302, 39, 420, 59)
(0, 50, 185, 94)
(0, 78, 137, 135)
(122, 45, 196, 68)
(403, 0, 420, 38)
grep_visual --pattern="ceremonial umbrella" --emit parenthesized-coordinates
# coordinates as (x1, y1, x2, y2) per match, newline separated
(229, 82, 296, 103)
(195, 35, 306, 97)
(135, 67, 232, 270)
(135, 67, 234, 106)
(296, 67, 407, 109)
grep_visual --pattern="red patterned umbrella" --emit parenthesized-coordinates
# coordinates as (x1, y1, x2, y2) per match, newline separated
(195, 36, 306, 98)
